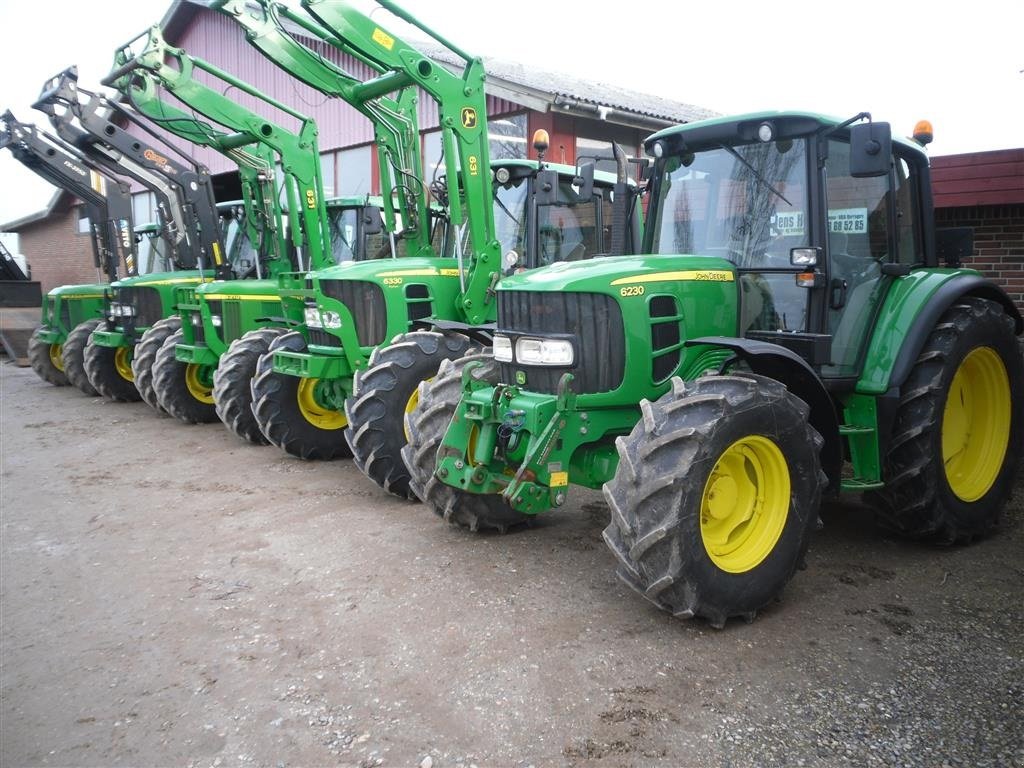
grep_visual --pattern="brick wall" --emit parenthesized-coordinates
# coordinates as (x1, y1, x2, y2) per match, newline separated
(935, 203, 1024, 314)
(16, 199, 104, 294)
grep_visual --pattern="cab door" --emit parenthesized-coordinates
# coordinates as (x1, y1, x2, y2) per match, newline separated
(822, 138, 921, 377)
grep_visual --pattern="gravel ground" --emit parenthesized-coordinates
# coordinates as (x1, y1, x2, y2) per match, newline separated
(1, 360, 1022, 768)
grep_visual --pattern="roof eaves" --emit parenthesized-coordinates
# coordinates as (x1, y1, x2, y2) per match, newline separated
(1, 190, 73, 232)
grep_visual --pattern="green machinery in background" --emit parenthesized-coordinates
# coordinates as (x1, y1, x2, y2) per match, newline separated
(237, 0, 640, 502)
(106, 24, 426, 441)
(408, 111, 1023, 628)
(0, 109, 140, 390)
(34, 67, 228, 403)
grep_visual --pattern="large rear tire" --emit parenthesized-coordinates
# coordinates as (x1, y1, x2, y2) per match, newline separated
(346, 331, 478, 500)
(63, 319, 103, 396)
(151, 329, 218, 423)
(213, 327, 288, 444)
(866, 297, 1024, 542)
(602, 374, 824, 628)
(28, 327, 69, 387)
(250, 331, 352, 460)
(403, 353, 530, 532)
(132, 316, 182, 414)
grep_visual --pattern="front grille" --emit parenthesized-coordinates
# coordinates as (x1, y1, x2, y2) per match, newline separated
(58, 299, 71, 331)
(498, 290, 625, 394)
(223, 300, 243, 343)
(117, 286, 163, 327)
(318, 279, 386, 347)
(308, 328, 342, 348)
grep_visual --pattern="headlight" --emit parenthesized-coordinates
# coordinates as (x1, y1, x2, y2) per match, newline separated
(516, 337, 574, 366)
(304, 306, 342, 330)
(190, 313, 202, 326)
(493, 335, 513, 362)
(109, 302, 135, 318)
(210, 315, 222, 327)
(304, 306, 323, 328)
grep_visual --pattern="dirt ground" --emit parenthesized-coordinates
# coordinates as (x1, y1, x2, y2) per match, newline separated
(1, 360, 1022, 768)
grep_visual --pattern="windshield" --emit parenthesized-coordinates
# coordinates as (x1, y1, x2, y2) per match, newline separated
(136, 230, 173, 275)
(328, 207, 361, 263)
(492, 177, 529, 257)
(221, 212, 258, 276)
(650, 139, 809, 268)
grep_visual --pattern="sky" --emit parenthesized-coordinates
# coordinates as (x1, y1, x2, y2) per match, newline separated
(1, 0, 1021, 245)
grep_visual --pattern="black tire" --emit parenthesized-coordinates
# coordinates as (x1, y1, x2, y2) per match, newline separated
(213, 326, 288, 444)
(83, 327, 139, 402)
(27, 327, 69, 387)
(866, 297, 1024, 543)
(132, 316, 182, 414)
(402, 353, 530, 532)
(345, 331, 479, 500)
(602, 374, 824, 629)
(151, 329, 218, 423)
(63, 319, 103, 397)
(250, 331, 352, 460)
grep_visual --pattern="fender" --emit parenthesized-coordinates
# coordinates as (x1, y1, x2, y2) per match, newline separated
(857, 272, 1023, 395)
(686, 336, 842, 497)
(412, 318, 495, 348)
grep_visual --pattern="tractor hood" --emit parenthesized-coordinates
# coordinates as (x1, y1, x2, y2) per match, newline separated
(497, 254, 738, 294)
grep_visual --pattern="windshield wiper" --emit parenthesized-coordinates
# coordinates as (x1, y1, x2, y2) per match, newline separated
(719, 144, 792, 206)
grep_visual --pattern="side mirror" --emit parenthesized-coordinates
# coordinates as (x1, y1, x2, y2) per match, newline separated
(534, 169, 559, 206)
(573, 162, 595, 200)
(362, 205, 383, 235)
(849, 122, 892, 178)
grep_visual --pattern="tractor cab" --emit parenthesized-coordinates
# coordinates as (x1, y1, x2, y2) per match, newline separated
(644, 112, 934, 380)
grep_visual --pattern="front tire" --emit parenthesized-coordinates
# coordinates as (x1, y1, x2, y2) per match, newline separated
(132, 316, 182, 414)
(602, 374, 824, 628)
(867, 297, 1024, 542)
(28, 327, 69, 386)
(403, 353, 530, 533)
(63, 319, 103, 396)
(250, 331, 352, 460)
(346, 331, 478, 500)
(151, 329, 217, 423)
(213, 327, 288, 444)
(83, 330, 139, 402)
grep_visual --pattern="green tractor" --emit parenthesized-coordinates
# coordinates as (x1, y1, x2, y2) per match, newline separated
(107, 23, 443, 441)
(407, 111, 1023, 628)
(0, 109, 139, 391)
(243, 0, 642, 494)
(32, 69, 230, 404)
(113, 10, 449, 443)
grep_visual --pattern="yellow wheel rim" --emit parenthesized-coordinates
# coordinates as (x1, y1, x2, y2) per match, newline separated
(185, 364, 215, 405)
(114, 346, 134, 382)
(297, 378, 347, 430)
(50, 343, 65, 373)
(402, 378, 431, 441)
(941, 346, 1010, 502)
(701, 435, 790, 573)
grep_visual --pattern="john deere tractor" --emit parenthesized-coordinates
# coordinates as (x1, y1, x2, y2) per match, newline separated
(106, 23, 441, 440)
(0, 109, 140, 391)
(33, 68, 229, 404)
(243, 0, 641, 499)
(406, 111, 1023, 628)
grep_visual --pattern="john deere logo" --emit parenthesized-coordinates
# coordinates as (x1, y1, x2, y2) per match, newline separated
(515, 370, 527, 386)
(461, 108, 477, 129)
